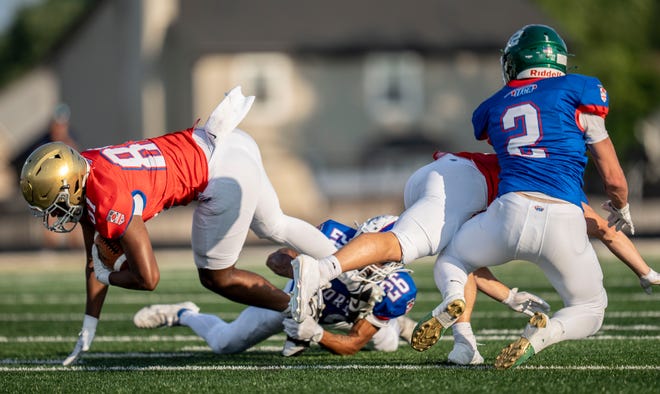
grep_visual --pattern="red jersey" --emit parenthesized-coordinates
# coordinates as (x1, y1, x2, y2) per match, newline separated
(82, 129, 209, 239)
(433, 151, 500, 205)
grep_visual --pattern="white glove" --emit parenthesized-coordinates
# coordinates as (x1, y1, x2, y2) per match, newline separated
(283, 317, 324, 343)
(502, 288, 551, 317)
(92, 244, 112, 285)
(62, 314, 98, 366)
(601, 201, 635, 235)
(640, 269, 660, 295)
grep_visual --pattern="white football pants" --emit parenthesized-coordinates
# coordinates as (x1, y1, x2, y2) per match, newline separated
(436, 192, 607, 351)
(191, 128, 337, 269)
(391, 153, 489, 264)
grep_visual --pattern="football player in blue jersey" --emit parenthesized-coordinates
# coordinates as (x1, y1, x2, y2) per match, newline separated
(133, 216, 419, 356)
(421, 24, 635, 369)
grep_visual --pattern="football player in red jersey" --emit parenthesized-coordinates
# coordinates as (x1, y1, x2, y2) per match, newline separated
(19, 87, 337, 365)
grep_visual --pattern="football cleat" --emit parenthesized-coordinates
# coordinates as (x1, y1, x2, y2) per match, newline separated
(289, 255, 322, 323)
(410, 298, 465, 352)
(448, 342, 484, 365)
(494, 312, 548, 369)
(133, 301, 199, 328)
(494, 338, 535, 370)
(281, 336, 310, 357)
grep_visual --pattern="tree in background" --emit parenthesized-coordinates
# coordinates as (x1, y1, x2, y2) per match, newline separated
(0, 0, 97, 88)
(535, 0, 660, 165)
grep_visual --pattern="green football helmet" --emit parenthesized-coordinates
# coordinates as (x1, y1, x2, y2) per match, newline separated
(501, 24, 568, 83)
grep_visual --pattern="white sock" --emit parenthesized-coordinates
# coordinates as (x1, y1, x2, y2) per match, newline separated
(318, 255, 342, 284)
(452, 322, 478, 348)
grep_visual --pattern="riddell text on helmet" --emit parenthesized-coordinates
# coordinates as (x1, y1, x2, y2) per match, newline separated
(519, 68, 565, 78)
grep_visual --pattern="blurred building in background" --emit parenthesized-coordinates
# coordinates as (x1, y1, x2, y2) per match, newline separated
(1, 0, 658, 249)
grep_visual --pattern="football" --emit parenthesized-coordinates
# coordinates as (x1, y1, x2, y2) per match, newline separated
(94, 234, 127, 271)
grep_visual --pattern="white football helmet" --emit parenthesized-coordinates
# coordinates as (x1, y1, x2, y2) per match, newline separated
(355, 214, 398, 236)
(20, 142, 89, 233)
(343, 214, 406, 308)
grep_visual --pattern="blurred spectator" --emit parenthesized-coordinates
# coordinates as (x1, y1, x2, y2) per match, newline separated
(11, 103, 83, 250)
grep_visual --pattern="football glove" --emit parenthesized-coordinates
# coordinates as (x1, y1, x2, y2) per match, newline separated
(640, 268, 660, 295)
(283, 316, 324, 343)
(601, 201, 635, 235)
(91, 244, 112, 285)
(62, 314, 98, 366)
(501, 288, 551, 317)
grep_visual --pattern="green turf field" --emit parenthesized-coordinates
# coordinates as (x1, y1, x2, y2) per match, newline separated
(0, 247, 658, 393)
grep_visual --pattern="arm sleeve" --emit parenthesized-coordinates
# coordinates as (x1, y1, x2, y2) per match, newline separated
(579, 113, 609, 145)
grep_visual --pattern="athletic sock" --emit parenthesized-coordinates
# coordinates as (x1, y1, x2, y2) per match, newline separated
(318, 255, 342, 284)
(452, 322, 478, 348)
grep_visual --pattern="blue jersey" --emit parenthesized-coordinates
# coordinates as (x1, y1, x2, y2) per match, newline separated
(472, 74, 609, 207)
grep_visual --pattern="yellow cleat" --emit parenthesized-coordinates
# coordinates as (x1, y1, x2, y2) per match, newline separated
(495, 312, 548, 369)
(410, 299, 465, 352)
(495, 337, 535, 369)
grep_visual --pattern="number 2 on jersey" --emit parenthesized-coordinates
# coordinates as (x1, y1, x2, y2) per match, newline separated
(502, 102, 547, 158)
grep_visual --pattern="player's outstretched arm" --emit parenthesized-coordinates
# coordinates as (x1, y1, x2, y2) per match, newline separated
(284, 316, 378, 356)
(63, 221, 108, 366)
(473, 268, 550, 316)
(583, 202, 658, 293)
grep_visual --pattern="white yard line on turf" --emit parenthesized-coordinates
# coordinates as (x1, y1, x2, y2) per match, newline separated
(0, 364, 658, 372)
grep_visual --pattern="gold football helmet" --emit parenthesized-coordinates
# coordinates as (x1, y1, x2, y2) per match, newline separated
(20, 142, 89, 233)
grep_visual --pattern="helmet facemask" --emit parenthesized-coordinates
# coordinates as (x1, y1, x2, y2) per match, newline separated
(38, 184, 85, 233)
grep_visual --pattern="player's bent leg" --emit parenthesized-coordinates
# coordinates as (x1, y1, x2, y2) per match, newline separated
(410, 297, 465, 352)
(289, 254, 322, 323)
(133, 302, 200, 328)
(198, 266, 290, 311)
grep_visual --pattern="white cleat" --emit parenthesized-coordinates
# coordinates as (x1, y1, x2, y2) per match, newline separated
(448, 342, 484, 365)
(640, 269, 660, 295)
(289, 255, 322, 323)
(133, 301, 199, 329)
